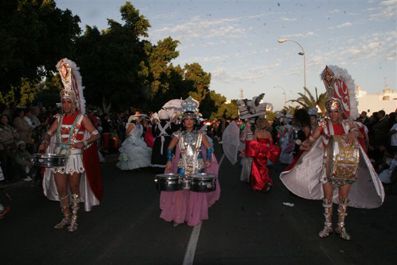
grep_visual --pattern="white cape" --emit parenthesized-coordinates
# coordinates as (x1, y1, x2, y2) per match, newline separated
(222, 121, 240, 165)
(280, 137, 384, 209)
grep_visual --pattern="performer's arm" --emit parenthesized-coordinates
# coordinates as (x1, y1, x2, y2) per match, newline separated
(125, 123, 135, 136)
(38, 118, 58, 152)
(165, 136, 179, 172)
(347, 122, 359, 145)
(74, 116, 100, 149)
(201, 133, 213, 167)
(301, 126, 322, 151)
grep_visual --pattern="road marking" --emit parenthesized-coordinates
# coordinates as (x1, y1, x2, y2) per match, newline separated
(182, 223, 202, 265)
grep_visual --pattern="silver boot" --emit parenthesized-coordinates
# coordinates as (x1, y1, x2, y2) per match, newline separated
(335, 197, 351, 240)
(318, 198, 333, 238)
(67, 193, 80, 232)
(54, 195, 71, 229)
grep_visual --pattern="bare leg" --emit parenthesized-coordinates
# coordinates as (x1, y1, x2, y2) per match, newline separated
(335, 184, 351, 240)
(69, 172, 81, 195)
(54, 173, 70, 229)
(319, 182, 334, 238)
(68, 172, 81, 232)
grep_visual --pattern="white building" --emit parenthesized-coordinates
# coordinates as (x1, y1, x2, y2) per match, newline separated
(356, 86, 397, 114)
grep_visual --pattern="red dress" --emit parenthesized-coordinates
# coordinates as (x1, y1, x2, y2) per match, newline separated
(246, 138, 280, 191)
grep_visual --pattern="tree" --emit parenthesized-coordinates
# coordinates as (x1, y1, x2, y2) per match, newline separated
(144, 37, 180, 106)
(74, 2, 150, 112)
(288, 87, 327, 114)
(33, 74, 63, 108)
(184, 63, 211, 103)
(214, 100, 238, 119)
(200, 91, 226, 119)
(0, 0, 80, 97)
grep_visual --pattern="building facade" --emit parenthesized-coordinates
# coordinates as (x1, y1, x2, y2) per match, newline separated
(356, 86, 397, 115)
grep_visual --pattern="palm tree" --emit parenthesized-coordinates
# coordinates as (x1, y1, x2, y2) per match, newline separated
(289, 87, 327, 115)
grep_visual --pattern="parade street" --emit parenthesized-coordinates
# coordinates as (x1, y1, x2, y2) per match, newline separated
(1, 146, 396, 265)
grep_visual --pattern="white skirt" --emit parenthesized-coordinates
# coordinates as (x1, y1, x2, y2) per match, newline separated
(52, 148, 85, 174)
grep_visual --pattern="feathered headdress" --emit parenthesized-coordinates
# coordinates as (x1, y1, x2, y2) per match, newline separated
(321, 65, 358, 119)
(56, 58, 86, 115)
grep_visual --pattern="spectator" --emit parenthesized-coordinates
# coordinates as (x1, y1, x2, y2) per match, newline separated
(371, 110, 389, 170)
(14, 140, 33, 182)
(357, 111, 369, 124)
(378, 154, 397, 185)
(0, 187, 11, 220)
(0, 114, 19, 182)
(13, 108, 34, 152)
(389, 112, 397, 155)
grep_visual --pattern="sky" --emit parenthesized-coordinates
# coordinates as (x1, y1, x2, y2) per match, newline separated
(56, 0, 397, 111)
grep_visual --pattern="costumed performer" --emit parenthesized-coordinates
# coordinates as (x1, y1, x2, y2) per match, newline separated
(39, 58, 103, 232)
(277, 113, 295, 165)
(245, 117, 280, 192)
(280, 65, 384, 240)
(160, 96, 220, 227)
(117, 113, 152, 170)
(151, 110, 178, 169)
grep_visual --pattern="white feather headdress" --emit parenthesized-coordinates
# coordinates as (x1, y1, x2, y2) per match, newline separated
(56, 58, 86, 115)
(321, 65, 358, 120)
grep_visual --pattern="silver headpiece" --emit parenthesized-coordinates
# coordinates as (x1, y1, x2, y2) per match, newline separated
(181, 96, 199, 113)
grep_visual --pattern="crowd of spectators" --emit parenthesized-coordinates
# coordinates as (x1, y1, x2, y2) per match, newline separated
(0, 104, 60, 182)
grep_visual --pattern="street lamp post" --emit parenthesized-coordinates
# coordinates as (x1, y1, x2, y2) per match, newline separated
(277, 38, 307, 94)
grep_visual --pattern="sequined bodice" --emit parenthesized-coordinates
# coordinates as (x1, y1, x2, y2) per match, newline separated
(177, 130, 203, 176)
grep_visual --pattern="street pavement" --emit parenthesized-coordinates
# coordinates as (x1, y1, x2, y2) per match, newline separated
(0, 146, 396, 265)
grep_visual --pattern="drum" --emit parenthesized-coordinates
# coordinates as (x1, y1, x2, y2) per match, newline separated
(32, 153, 67, 168)
(154, 173, 181, 191)
(190, 173, 216, 192)
(327, 135, 360, 183)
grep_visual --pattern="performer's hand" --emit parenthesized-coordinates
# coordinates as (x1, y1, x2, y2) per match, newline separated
(38, 143, 48, 153)
(205, 160, 211, 168)
(73, 142, 85, 149)
(347, 131, 356, 145)
(165, 161, 172, 172)
(300, 140, 311, 151)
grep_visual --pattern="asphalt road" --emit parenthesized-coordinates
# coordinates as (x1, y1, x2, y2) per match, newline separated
(1, 147, 396, 265)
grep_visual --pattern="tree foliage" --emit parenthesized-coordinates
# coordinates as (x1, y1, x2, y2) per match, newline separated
(0, 0, 232, 118)
(0, 0, 80, 94)
(288, 87, 327, 114)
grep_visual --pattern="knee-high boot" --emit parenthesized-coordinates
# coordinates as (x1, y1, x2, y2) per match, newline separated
(54, 195, 71, 229)
(318, 198, 333, 238)
(335, 197, 351, 240)
(68, 193, 80, 232)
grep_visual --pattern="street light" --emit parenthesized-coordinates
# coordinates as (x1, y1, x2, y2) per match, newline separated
(277, 38, 307, 93)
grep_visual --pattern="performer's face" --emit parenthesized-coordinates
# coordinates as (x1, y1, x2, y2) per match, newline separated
(62, 98, 75, 114)
(329, 110, 342, 123)
(324, 68, 334, 85)
(183, 117, 195, 129)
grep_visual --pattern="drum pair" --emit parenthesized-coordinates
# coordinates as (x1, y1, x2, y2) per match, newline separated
(32, 153, 67, 168)
(154, 173, 216, 192)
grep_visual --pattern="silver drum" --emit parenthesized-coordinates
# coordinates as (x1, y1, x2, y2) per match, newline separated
(190, 173, 216, 192)
(32, 153, 67, 168)
(154, 173, 181, 191)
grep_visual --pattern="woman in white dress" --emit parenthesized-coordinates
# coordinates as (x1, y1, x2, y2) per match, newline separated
(117, 114, 152, 170)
